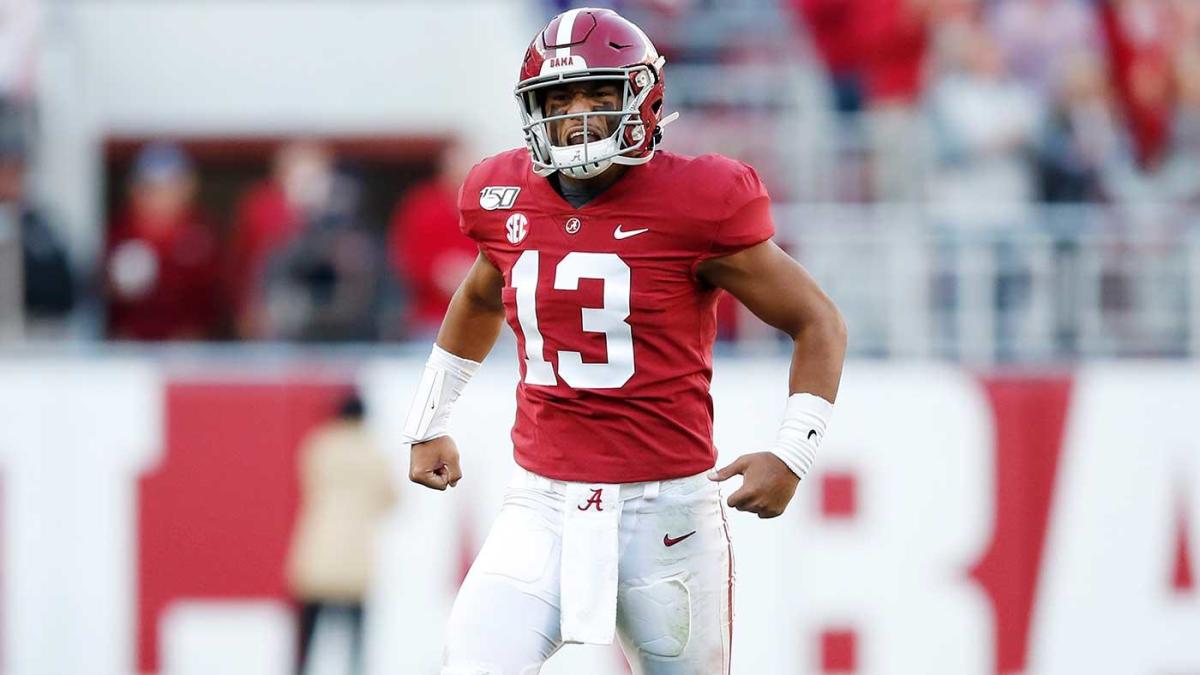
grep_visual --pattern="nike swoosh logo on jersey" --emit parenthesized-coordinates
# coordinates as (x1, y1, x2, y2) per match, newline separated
(614, 225, 649, 240)
(663, 531, 697, 547)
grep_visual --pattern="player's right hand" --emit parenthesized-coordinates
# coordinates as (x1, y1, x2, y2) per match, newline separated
(409, 436, 463, 491)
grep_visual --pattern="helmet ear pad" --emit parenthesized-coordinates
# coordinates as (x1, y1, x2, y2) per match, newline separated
(622, 67, 664, 154)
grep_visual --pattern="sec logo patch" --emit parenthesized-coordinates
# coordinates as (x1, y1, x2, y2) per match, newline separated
(505, 213, 529, 245)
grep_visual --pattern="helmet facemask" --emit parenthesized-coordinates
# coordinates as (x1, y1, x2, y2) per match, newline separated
(516, 66, 658, 180)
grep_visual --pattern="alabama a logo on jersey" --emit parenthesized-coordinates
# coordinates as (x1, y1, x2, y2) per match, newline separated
(480, 186, 521, 210)
(506, 213, 529, 245)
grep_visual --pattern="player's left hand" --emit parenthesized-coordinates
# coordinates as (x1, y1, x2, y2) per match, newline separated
(708, 452, 800, 519)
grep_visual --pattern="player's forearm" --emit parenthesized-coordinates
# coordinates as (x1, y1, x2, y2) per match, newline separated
(786, 305, 847, 403)
(763, 306, 845, 480)
(402, 287, 501, 446)
(402, 255, 503, 446)
(434, 284, 505, 363)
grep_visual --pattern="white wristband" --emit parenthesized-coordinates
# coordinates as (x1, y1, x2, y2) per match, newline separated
(401, 345, 481, 444)
(769, 393, 834, 480)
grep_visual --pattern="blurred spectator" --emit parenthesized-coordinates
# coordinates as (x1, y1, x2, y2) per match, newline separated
(0, 98, 75, 334)
(104, 142, 222, 341)
(1085, 0, 1200, 206)
(256, 160, 389, 342)
(859, 0, 939, 201)
(387, 141, 477, 338)
(928, 21, 1041, 216)
(987, 0, 1100, 96)
(792, 0, 864, 114)
(228, 140, 334, 338)
(286, 392, 396, 675)
(790, 0, 942, 110)
(1097, 0, 1180, 171)
(231, 140, 392, 342)
(859, 0, 935, 106)
(1037, 53, 1120, 202)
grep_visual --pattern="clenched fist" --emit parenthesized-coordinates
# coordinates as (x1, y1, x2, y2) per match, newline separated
(708, 452, 800, 519)
(409, 436, 463, 491)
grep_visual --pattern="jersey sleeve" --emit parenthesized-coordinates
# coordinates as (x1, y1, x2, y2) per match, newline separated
(455, 161, 506, 270)
(702, 160, 775, 261)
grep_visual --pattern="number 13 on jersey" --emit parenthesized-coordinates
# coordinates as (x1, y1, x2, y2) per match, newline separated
(511, 250, 634, 390)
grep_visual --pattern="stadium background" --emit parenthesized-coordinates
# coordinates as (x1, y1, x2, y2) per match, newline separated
(0, 0, 1198, 674)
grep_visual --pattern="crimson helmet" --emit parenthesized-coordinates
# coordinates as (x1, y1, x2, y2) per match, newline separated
(515, 7, 678, 179)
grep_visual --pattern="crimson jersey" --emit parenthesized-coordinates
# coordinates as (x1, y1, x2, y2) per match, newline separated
(460, 149, 774, 483)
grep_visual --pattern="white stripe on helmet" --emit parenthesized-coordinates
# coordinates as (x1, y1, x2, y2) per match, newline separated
(555, 8, 583, 58)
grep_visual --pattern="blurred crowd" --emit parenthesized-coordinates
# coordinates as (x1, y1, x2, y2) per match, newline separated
(102, 139, 476, 342)
(792, 0, 1200, 206)
(591, 0, 1200, 207)
(2, 92, 481, 342)
(3, 0, 1200, 343)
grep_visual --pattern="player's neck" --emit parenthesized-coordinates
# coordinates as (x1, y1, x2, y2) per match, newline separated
(552, 164, 628, 208)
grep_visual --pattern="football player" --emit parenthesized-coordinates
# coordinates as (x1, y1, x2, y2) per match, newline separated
(402, 8, 847, 674)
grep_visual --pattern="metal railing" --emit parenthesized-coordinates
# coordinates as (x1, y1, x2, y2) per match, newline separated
(762, 204, 1200, 363)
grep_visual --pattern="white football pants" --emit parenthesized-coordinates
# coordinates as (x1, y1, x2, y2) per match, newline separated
(443, 468, 734, 675)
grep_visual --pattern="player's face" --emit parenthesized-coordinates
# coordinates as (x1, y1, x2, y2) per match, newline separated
(541, 80, 623, 147)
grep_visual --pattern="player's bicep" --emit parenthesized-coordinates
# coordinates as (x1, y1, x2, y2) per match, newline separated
(437, 251, 506, 362)
(456, 251, 505, 313)
(696, 240, 837, 338)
